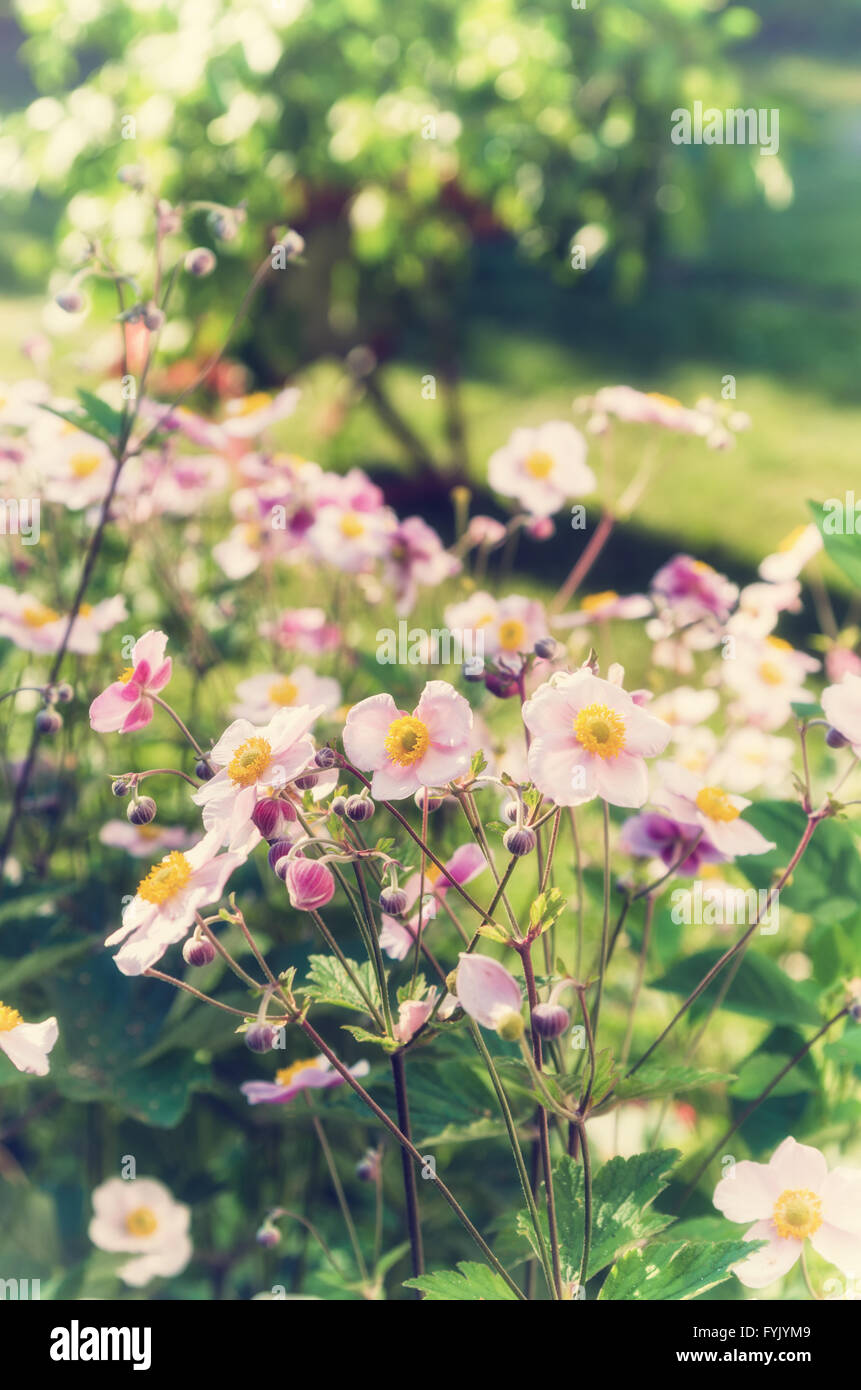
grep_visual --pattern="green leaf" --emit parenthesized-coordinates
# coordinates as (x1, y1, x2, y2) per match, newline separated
(599, 1237, 764, 1301)
(649, 949, 821, 1027)
(517, 1149, 679, 1281)
(737, 800, 861, 924)
(596, 1064, 736, 1110)
(0, 938, 92, 990)
(405, 1261, 519, 1301)
(730, 1053, 816, 1099)
(40, 403, 111, 444)
(76, 388, 124, 439)
(302, 954, 383, 1014)
(809, 500, 861, 589)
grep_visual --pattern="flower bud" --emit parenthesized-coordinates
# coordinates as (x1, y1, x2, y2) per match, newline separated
(128, 795, 157, 826)
(183, 936, 217, 967)
(34, 707, 62, 735)
(533, 636, 559, 660)
(356, 1149, 381, 1182)
(850, 1002, 861, 1023)
(496, 1009, 525, 1042)
(330, 796, 347, 817)
(267, 840, 293, 879)
(184, 247, 216, 277)
(251, 798, 296, 841)
(54, 681, 74, 704)
(414, 788, 443, 813)
(284, 857, 336, 911)
(111, 778, 130, 797)
(195, 758, 215, 781)
(279, 229, 305, 260)
(245, 1023, 278, 1053)
(379, 885, 409, 916)
(345, 794, 374, 822)
(503, 825, 536, 857)
(502, 799, 520, 825)
(142, 302, 165, 332)
(485, 669, 519, 699)
(826, 726, 849, 750)
(531, 1002, 570, 1039)
(293, 771, 319, 791)
(256, 1220, 280, 1248)
(55, 289, 84, 314)
(314, 747, 337, 769)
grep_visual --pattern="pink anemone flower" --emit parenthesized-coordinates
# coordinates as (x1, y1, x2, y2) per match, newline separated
(713, 1137, 861, 1290)
(455, 952, 523, 1036)
(653, 764, 776, 859)
(89, 630, 172, 733)
(343, 680, 473, 800)
(241, 1055, 370, 1105)
(523, 670, 671, 808)
(822, 672, 861, 755)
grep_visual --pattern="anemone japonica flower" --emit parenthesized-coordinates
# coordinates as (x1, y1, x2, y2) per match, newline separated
(221, 386, 300, 439)
(822, 672, 861, 755)
(556, 589, 652, 628)
(379, 843, 486, 959)
(241, 1055, 370, 1106)
(488, 421, 595, 518)
(0, 1003, 58, 1076)
(758, 524, 823, 583)
(645, 686, 720, 735)
(523, 669, 671, 808)
(89, 630, 172, 733)
(89, 1178, 192, 1288)
(343, 680, 473, 800)
(232, 667, 341, 722)
(722, 636, 819, 731)
(193, 705, 324, 853)
(653, 764, 776, 858)
(105, 829, 246, 976)
(261, 607, 341, 654)
(713, 1137, 861, 1289)
(619, 811, 724, 876)
(99, 820, 195, 857)
(307, 502, 393, 573)
(591, 386, 712, 435)
(650, 554, 738, 628)
(0, 588, 126, 655)
(455, 953, 523, 1038)
(383, 515, 461, 616)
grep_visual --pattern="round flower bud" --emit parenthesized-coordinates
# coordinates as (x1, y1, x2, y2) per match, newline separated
(496, 1009, 525, 1042)
(142, 302, 165, 332)
(330, 796, 347, 817)
(284, 857, 336, 911)
(127, 795, 157, 826)
(502, 800, 520, 825)
(503, 825, 537, 857)
(34, 707, 62, 735)
(54, 681, 74, 704)
(293, 772, 319, 791)
(356, 1150, 381, 1182)
(279, 229, 305, 260)
(414, 788, 443, 813)
(345, 794, 374, 822)
(182, 936, 216, 967)
(111, 778, 130, 798)
(533, 636, 559, 660)
(485, 670, 519, 699)
(55, 289, 84, 314)
(256, 1221, 280, 1249)
(850, 1001, 861, 1023)
(463, 656, 485, 682)
(379, 885, 409, 916)
(251, 798, 296, 841)
(267, 840, 293, 879)
(314, 747, 338, 769)
(531, 1002, 570, 1039)
(195, 758, 215, 781)
(245, 1023, 278, 1053)
(826, 726, 849, 750)
(184, 247, 216, 277)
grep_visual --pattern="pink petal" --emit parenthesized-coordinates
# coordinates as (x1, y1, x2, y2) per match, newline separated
(768, 1136, 828, 1193)
(713, 1160, 779, 1223)
(810, 1222, 861, 1276)
(456, 952, 522, 1029)
(592, 751, 649, 808)
(732, 1220, 802, 1289)
(343, 693, 400, 770)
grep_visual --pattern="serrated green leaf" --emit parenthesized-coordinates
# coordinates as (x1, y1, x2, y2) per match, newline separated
(405, 1260, 519, 1301)
(599, 1237, 764, 1301)
(596, 1064, 736, 1110)
(302, 954, 383, 1014)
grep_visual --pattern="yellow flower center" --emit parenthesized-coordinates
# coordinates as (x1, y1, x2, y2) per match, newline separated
(498, 618, 527, 652)
(227, 736, 272, 787)
(135, 823, 162, 840)
(21, 603, 59, 628)
(772, 1188, 822, 1241)
(573, 703, 626, 759)
(338, 511, 365, 539)
(69, 451, 102, 478)
(758, 660, 784, 686)
(118, 667, 136, 684)
(384, 715, 430, 767)
(695, 786, 740, 822)
(79, 603, 93, 616)
(778, 525, 808, 554)
(524, 450, 554, 480)
(647, 392, 682, 409)
(267, 678, 299, 707)
(275, 1057, 325, 1087)
(234, 391, 272, 416)
(767, 636, 793, 652)
(136, 851, 192, 905)
(580, 590, 619, 613)
(125, 1206, 159, 1238)
(0, 1002, 23, 1033)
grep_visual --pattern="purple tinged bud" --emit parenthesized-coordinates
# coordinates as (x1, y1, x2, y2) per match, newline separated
(531, 1002, 570, 1039)
(245, 1023, 278, 1053)
(182, 936, 217, 967)
(195, 758, 215, 781)
(142, 302, 165, 332)
(256, 1221, 280, 1248)
(533, 636, 559, 660)
(185, 247, 216, 277)
(267, 840, 293, 879)
(283, 857, 336, 911)
(503, 825, 536, 857)
(111, 778, 130, 797)
(55, 289, 84, 314)
(293, 771, 319, 790)
(826, 726, 849, 750)
(414, 788, 443, 813)
(330, 796, 347, 817)
(485, 670, 519, 699)
(128, 795, 157, 826)
(54, 682, 74, 703)
(35, 707, 62, 735)
(379, 885, 409, 916)
(252, 798, 296, 841)
(502, 800, 520, 825)
(314, 747, 337, 769)
(345, 794, 374, 822)
(849, 1001, 861, 1022)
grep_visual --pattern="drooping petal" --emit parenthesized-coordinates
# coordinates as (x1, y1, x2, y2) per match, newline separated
(731, 1220, 802, 1289)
